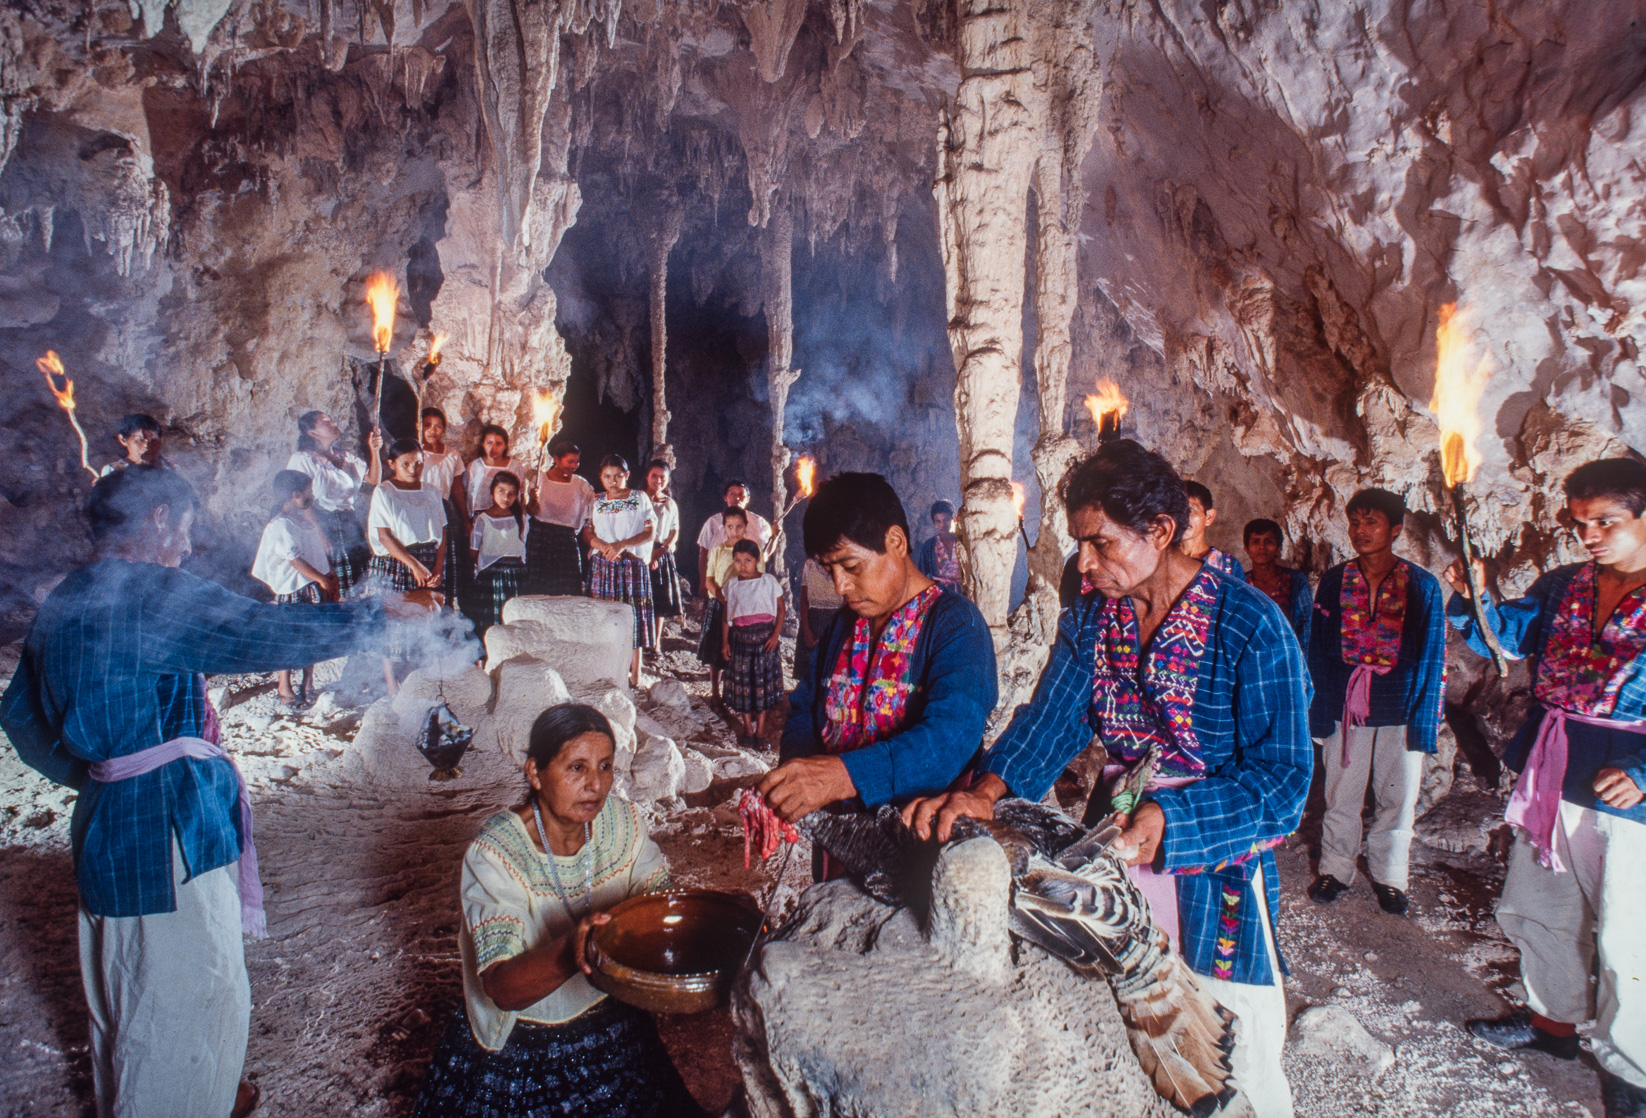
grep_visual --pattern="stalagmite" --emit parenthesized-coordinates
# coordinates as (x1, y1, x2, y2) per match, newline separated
(647, 200, 682, 467)
(760, 203, 799, 576)
(936, 0, 1041, 637)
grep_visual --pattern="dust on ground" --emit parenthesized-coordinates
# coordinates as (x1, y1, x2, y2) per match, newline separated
(0, 616, 1609, 1116)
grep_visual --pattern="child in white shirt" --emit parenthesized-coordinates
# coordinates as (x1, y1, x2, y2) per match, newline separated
(721, 539, 785, 743)
(468, 471, 529, 636)
(252, 471, 337, 711)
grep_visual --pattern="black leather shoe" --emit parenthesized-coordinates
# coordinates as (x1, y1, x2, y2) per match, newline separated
(1467, 1013, 1580, 1061)
(1307, 874, 1350, 904)
(1604, 1072, 1646, 1118)
(1371, 881, 1409, 915)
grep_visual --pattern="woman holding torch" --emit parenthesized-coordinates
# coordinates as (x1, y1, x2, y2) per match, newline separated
(1447, 458, 1646, 1118)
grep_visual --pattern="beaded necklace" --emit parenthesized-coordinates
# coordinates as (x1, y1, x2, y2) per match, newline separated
(530, 799, 593, 921)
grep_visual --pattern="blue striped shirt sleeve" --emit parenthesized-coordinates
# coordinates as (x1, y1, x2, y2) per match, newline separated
(981, 601, 1096, 801)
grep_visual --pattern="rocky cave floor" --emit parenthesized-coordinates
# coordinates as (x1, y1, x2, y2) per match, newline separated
(0, 613, 1607, 1118)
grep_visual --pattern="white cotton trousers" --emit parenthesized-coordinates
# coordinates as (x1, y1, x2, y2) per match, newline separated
(1201, 867, 1295, 1118)
(1318, 722, 1424, 889)
(1497, 802, 1646, 1088)
(78, 841, 250, 1118)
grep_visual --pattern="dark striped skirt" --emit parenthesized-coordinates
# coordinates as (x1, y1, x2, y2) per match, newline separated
(369, 541, 440, 660)
(471, 559, 524, 636)
(587, 554, 654, 650)
(727, 621, 782, 714)
(651, 550, 683, 617)
(274, 582, 325, 606)
(525, 522, 586, 596)
(414, 1000, 706, 1118)
(317, 507, 365, 597)
(441, 498, 462, 609)
(696, 599, 727, 670)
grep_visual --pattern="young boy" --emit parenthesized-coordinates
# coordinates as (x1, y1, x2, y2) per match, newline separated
(722, 539, 786, 743)
(696, 507, 764, 701)
(1244, 517, 1312, 648)
(915, 499, 966, 596)
(1306, 488, 1445, 915)
(1447, 459, 1646, 1118)
(251, 471, 338, 711)
(1181, 481, 1246, 582)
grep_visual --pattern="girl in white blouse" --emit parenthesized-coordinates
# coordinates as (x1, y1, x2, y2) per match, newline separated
(585, 454, 657, 688)
(286, 410, 382, 595)
(252, 471, 338, 712)
(468, 471, 529, 636)
(458, 424, 528, 529)
(643, 460, 683, 647)
(419, 406, 465, 608)
(526, 438, 595, 597)
(367, 438, 446, 693)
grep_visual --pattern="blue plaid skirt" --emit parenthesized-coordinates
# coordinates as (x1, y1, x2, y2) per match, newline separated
(727, 621, 782, 713)
(587, 554, 655, 650)
(414, 999, 706, 1118)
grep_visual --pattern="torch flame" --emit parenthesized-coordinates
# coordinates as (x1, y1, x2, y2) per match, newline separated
(365, 272, 399, 355)
(427, 331, 447, 367)
(1010, 480, 1026, 520)
(796, 455, 816, 497)
(532, 387, 562, 449)
(1429, 302, 1491, 487)
(1083, 378, 1129, 432)
(37, 350, 97, 480)
(38, 350, 73, 409)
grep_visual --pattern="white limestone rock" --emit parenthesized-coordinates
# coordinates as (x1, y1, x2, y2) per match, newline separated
(711, 752, 770, 782)
(487, 597, 634, 689)
(627, 731, 685, 803)
(646, 678, 693, 715)
(733, 840, 1177, 1118)
(489, 657, 573, 764)
(679, 747, 714, 795)
(1289, 1005, 1395, 1079)
(391, 664, 493, 727)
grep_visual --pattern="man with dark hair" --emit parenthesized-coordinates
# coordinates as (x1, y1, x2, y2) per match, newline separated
(696, 479, 773, 597)
(1180, 480, 1246, 582)
(757, 472, 996, 854)
(1243, 518, 1312, 647)
(906, 440, 1311, 1116)
(1446, 458, 1646, 1118)
(0, 466, 435, 1118)
(914, 497, 965, 596)
(1306, 487, 1444, 916)
(101, 413, 166, 475)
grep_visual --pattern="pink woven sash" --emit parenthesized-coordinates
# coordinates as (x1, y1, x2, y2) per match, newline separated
(88, 737, 267, 938)
(1341, 663, 1392, 764)
(1506, 708, 1646, 874)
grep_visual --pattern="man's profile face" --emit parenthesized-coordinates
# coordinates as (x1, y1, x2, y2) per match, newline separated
(819, 528, 909, 622)
(1183, 496, 1215, 544)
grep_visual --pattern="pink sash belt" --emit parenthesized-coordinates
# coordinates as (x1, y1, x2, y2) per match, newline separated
(1506, 708, 1646, 874)
(1341, 662, 1393, 764)
(88, 737, 267, 938)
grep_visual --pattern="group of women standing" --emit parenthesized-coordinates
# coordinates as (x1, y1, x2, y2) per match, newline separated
(271, 407, 684, 691)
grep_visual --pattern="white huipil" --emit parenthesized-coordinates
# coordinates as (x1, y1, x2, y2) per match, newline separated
(367, 483, 444, 556)
(285, 449, 369, 513)
(251, 515, 331, 596)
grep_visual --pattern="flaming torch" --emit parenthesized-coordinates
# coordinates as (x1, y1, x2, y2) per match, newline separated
(532, 387, 562, 471)
(365, 272, 399, 432)
(416, 331, 447, 421)
(1431, 302, 1509, 676)
(38, 351, 98, 481)
(1084, 378, 1129, 441)
(783, 455, 817, 517)
(1011, 480, 1029, 549)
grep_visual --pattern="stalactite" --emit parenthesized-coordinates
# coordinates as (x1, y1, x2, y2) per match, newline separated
(991, 2, 1100, 722)
(761, 203, 799, 575)
(936, 0, 1040, 638)
(648, 198, 682, 467)
(737, 0, 808, 83)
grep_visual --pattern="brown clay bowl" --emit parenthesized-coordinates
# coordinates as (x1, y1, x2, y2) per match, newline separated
(585, 890, 763, 1015)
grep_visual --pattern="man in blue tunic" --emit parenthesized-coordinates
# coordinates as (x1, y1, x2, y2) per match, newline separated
(1447, 458, 1646, 1118)
(1, 466, 434, 1118)
(905, 441, 1312, 1118)
(759, 473, 996, 844)
(1305, 488, 1446, 916)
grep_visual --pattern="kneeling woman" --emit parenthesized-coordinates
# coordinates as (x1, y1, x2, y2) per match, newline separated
(416, 704, 705, 1118)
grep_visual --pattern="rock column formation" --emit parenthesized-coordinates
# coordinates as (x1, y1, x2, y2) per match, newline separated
(936, 0, 1040, 638)
(648, 200, 682, 466)
(761, 203, 799, 575)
